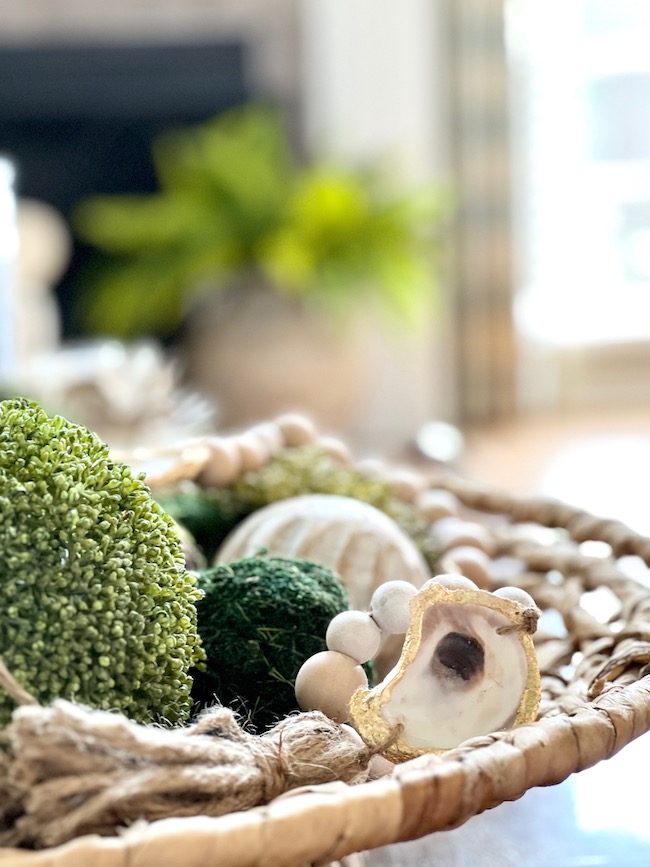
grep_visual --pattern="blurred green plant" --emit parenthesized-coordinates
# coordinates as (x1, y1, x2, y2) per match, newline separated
(73, 103, 448, 339)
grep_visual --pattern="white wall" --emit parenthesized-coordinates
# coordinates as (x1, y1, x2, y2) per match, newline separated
(300, 0, 446, 182)
(300, 0, 457, 453)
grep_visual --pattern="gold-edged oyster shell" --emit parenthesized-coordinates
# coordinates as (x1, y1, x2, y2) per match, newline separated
(349, 580, 541, 762)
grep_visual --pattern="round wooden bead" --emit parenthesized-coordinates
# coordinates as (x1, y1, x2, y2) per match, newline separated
(326, 610, 382, 664)
(423, 573, 479, 593)
(295, 651, 368, 723)
(494, 585, 539, 610)
(199, 437, 243, 487)
(237, 432, 270, 472)
(370, 581, 418, 634)
(432, 516, 495, 556)
(275, 413, 318, 447)
(440, 545, 492, 589)
(368, 754, 395, 780)
(247, 421, 283, 453)
(317, 436, 353, 464)
(416, 489, 460, 522)
(387, 469, 424, 503)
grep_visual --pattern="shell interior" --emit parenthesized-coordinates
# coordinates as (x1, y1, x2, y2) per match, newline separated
(349, 584, 541, 761)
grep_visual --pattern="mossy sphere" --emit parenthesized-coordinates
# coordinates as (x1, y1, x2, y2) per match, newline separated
(193, 556, 349, 730)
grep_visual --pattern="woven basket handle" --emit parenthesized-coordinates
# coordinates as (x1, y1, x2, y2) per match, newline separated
(436, 475, 650, 564)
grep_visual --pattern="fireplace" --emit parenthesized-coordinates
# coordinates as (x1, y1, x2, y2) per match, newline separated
(0, 41, 249, 336)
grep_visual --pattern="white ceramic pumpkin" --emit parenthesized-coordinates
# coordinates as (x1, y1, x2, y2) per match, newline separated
(214, 493, 430, 611)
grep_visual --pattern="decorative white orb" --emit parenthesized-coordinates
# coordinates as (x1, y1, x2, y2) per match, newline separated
(326, 610, 382, 663)
(494, 586, 539, 610)
(423, 573, 479, 593)
(295, 650, 368, 723)
(370, 580, 418, 634)
(215, 494, 430, 610)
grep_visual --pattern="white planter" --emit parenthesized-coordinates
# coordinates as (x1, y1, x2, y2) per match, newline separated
(182, 283, 378, 433)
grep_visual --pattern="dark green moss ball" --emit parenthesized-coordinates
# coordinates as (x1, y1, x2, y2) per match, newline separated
(192, 556, 349, 730)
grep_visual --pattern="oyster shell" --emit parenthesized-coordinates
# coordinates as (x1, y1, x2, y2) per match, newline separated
(349, 581, 540, 762)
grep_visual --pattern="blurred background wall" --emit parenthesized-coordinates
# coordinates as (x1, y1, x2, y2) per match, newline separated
(0, 0, 452, 454)
(1, 0, 649, 461)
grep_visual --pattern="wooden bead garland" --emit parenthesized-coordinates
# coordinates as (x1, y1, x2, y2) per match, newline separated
(295, 579, 417, 724)
(295, 574, 542, 762)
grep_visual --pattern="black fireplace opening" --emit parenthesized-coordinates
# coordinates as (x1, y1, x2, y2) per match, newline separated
(0, 41, 249, 338)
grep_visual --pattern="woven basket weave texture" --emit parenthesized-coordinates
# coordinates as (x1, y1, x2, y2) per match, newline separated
(2, 418, 650, 866)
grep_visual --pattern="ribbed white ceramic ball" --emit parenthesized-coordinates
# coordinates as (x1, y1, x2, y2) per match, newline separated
(215, 494, 430, 610)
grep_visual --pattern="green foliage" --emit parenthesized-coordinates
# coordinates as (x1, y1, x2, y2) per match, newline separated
(192, 556, 348, 731)
(0, 397, 205, 726)
(73, 103, 447, 338)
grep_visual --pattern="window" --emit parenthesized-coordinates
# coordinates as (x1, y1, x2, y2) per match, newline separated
(509, 0, 650, 347)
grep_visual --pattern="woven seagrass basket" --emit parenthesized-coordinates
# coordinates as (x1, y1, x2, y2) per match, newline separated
(2, 415, 650, 866)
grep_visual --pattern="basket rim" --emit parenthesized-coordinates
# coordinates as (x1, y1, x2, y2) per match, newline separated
(2, 674, 650, 866)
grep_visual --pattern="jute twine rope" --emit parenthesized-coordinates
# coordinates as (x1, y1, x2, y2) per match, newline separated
(1, 679, 649, 867)
(0, 664, 375, 850)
